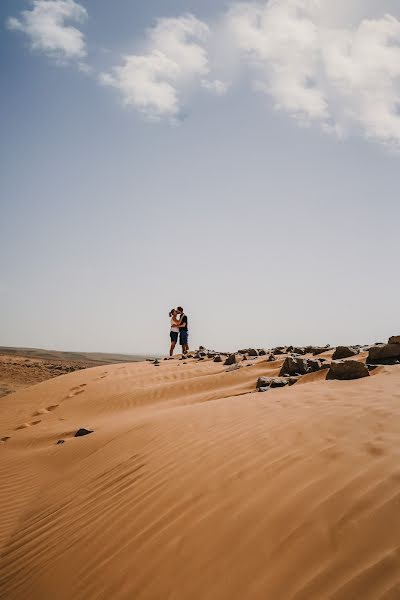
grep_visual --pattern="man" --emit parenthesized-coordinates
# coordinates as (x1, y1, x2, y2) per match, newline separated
(177, 306, 189, 355)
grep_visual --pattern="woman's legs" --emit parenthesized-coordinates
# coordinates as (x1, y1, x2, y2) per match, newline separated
(170, 341, 176, 356)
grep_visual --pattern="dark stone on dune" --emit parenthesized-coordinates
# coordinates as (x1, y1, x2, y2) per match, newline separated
(279, 356, 309, 377)
(293, 347, 306, 355)
(153, 359, 160, 365)
(367, 342, 400, 365)
(242, 355, 247, 361)
(213, 355, 222, 363)
(332, 346, 359, 360)
(259, 349, 267, 356)
(288, 377, 299, 385)
(272, 347, 285, 355)
(327, 360, 369, 381)
(56, 439, 65, 445)
(389, 335, 400, 344)
(199, 346, 206, 350)
(248, 349, 259, 357)
(257, 377, 289, 390)
(312, 347, 328, 356)
(74, 428, 93, 438)
(267, 354, 276, 362)
(286, 346, 293, 353)
(224, 354, 237, 366)
(238, 349, 248, 355)
(307, 359, 322, 372)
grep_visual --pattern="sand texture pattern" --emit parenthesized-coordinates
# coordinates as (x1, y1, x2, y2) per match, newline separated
(1, 355, 400, 599)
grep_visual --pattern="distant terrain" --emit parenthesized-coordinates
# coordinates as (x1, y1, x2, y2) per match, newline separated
(0, 346, 154, 397)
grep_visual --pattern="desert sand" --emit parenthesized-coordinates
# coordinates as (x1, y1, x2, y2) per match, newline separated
(0, 347, 152, 397)
(1, 351, 400, 599)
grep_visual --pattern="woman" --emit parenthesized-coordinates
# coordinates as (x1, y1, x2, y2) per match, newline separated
(169, 308, 180, 357)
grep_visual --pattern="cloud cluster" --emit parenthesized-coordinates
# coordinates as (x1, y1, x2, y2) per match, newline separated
(226, 0, 400, 144)
(99, 15, 226, 120)
(6, 0, 400, 146)
(7, 0, 87, 62)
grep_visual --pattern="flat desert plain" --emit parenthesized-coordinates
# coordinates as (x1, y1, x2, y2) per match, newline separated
(1, 350, 400, 599)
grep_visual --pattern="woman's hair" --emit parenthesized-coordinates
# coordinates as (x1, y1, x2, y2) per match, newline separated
(169, 308, 176, 317)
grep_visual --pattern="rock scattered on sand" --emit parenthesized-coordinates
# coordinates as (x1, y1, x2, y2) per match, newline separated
(248, 349, 259, 357)
(224, 354, 237, 366)
(327, 360, 369, 381)
(56, 439, 65, 445)
(311, 347, 329, 356)
(213, 355, 223, 363)
(332, 346, 359, 360)
(267, 354, 276, 362)
(367, 337, 400, 365)
(257, 377, 289, 390)
(279, 356, 309, 377)
(74, 428, 94, 438)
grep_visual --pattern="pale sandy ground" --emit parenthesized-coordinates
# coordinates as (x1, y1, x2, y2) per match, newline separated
(1, 353, 400, 599)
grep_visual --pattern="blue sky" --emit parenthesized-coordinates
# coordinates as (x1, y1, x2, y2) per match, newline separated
(1, 0, 399, 354)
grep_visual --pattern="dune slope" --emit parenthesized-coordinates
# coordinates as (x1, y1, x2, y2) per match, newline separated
(1, 357, 400, 599)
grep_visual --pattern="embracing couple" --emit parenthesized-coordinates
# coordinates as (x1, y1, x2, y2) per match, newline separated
(169, 306, 189, 356)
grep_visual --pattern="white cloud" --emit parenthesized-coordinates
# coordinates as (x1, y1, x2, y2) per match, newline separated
(99, 15, 227, 120)
(201, 79, 229, 95)
(226, 0, 400, 146)
(7, 0, 87, 62)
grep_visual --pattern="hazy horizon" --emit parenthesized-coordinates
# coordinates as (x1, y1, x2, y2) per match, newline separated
(1, 0, 399, 354)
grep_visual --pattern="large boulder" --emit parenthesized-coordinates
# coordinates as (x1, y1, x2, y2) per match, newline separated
(256, 377, 289, 390)
(213, 355, 222, 363)
(292, 347, 306, 355)
(267, 354, 276, 362)
(307, 359, 322, 372)
(279, 356, 309, 377)
(332, 346, 359, 360)
(224, 354, 237, 366)
(388, 335, 400, 344)
(248, 349, 259, 357)
(327, 360, 369, 381)
(367, 342, 400, 365)
(311, 347, 329, 356)
(258, 349, 267, 356)
(272, 347, 286, 355)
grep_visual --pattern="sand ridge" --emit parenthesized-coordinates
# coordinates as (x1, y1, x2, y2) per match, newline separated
(1, 355, 400, 599)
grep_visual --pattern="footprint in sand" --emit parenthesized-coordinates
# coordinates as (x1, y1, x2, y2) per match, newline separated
(15, 419, 41, 430)
(0, 436, 11, 443)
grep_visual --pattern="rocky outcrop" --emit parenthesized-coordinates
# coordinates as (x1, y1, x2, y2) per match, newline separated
(367, 342, 400, 365)
(224, 354, 237, 366)
(213, 355, 222, 363)
(332, 346, 359, 360)
(389, 335, 400, 344)
(326, 360, 369, 380)
(279, 356, 309, 377)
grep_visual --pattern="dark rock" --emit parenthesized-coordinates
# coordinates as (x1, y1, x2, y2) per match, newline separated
(320, 363, 330, 370)
(153, 359, 160, 366)
(280, 356, 309, 377)
(288, 377, 299, 386)
(326, 360, 369, 381)
(74, 428, 94, 437)
(272, 347, 285, 355)
(199, 346, 206, 351)
(293, 347, 306, 355)
(56, 439, 65, 445)
(267, 354, 276, 362)
(248, 349, 259, 357)
(224, 354, 237, 366)
(332, 346, 359, 360)
(213, 355, 223, 363)
(242, 355, 247, 361)
(388, 335, 400, 344)
(257, 377, 289, 389)
(259, 349, 267, 356)
(367, 343, 400, 365)
(312, 347, 328, 356)
(238, 349, 248, 355)
(258, 387, 270, 393)
(307, 359, 322, 372)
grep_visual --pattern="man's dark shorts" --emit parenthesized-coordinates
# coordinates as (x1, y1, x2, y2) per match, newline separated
(179, 330, 188, 346)
(170, 331, 178, 342)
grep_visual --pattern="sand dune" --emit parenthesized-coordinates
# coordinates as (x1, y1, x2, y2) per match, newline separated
(1, 354, 400, 599)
